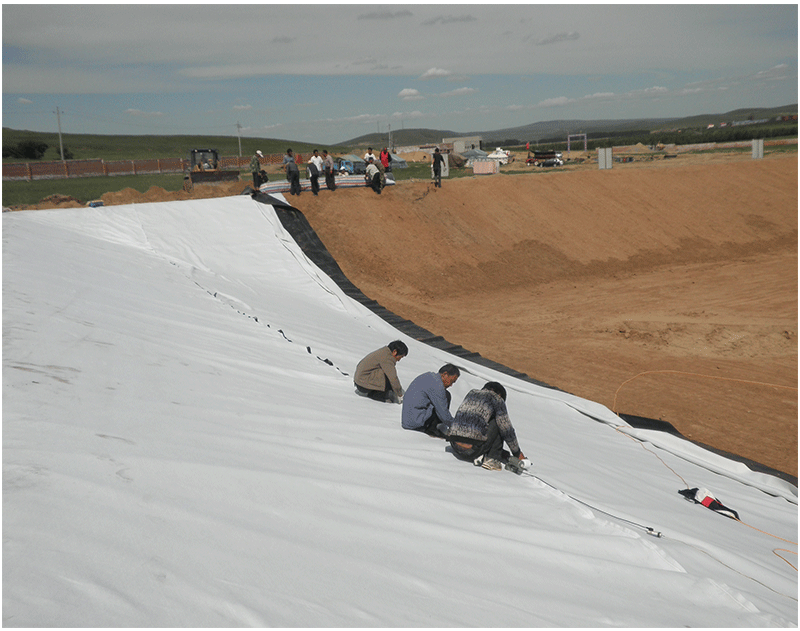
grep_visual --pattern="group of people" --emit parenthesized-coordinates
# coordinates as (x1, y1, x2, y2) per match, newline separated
(363, 146, 392, 195)
(354, 341, 526, 471)
(364, 147, 393, 171)
(251, 147, 395, 197)
(250, 148, 337, 197)
(306, 149, 337, 195)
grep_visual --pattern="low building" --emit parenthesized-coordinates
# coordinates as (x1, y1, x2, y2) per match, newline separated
(442, 136, 483, 154)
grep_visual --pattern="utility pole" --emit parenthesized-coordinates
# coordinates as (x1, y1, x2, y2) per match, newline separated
(236, 122, 242, 157)
(55, 106, 64, 161)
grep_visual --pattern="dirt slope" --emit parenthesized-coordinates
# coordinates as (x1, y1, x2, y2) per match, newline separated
(296, 155, 798, 476)
(11, 153, 797, 476)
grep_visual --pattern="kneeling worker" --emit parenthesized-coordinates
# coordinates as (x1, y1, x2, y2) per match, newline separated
(448, 382, 526, 471)
(401, 364, 460, 438)
(354, 340, 408, 403)
(365, 157, 382, 194)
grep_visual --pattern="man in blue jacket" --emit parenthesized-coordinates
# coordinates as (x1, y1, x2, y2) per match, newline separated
(401, 364, 460, 438)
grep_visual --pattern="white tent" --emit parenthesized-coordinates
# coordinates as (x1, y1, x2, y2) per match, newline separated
(4, 195, 796, 627)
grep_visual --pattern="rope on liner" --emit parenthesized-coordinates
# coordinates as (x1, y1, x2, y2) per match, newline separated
(612, 369, 797, 414)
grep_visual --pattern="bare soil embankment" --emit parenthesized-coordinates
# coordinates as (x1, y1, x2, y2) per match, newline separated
(295, 154, 798, 477)
(11, 152, 797, 477)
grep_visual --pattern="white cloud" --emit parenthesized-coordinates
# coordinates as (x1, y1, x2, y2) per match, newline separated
(752, 64, 792, 81)
(125, 109, 165, 117)
(179, 64, 266, 80)
(440, 87, 477, 98)
(357, 10, 413, 20)
(421, 14, 477, 26)
(537, 96, 576, 107)
(640, 86, 669, 95)
(17, 97, 33, 104)
(535, 31, 580, 46)
(398, 88, 424, 101)
(233, 104, 252, 111)
(420, 67, 452, 80)
(390, 110, 425, 120)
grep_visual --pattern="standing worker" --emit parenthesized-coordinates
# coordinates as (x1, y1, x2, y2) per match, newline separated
(250, 150, 264, 190)
(322, 150, 337, 191)
(283, 148, 301, 196)
(308, 149, 324, 196)
(379, 147, 392, 172)
(432, 147, 444, 188)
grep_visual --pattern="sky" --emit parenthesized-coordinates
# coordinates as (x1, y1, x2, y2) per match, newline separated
(2, 4, 798, 145)
(4, 194, 797, 625)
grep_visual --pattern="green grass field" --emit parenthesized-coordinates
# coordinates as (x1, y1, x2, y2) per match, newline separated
(2, 128, 344, 163)
(2, 174, 189, 207)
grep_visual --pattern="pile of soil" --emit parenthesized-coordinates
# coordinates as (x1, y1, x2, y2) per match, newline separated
(10, 151, 798, 477)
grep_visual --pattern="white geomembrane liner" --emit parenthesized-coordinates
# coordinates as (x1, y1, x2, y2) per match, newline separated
(3, 195, 796, 627)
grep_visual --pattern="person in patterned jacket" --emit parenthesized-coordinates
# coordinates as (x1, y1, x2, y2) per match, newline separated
(448, 382, 526, 471)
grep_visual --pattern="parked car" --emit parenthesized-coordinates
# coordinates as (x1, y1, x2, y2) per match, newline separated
(526, 150, 563, 166)
(539, 157, 564, 167)
(335, 155, 367, 175)
(334, 158, 355, 175)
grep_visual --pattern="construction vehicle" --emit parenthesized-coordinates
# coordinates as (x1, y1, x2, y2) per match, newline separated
(184, 149, 240, 189)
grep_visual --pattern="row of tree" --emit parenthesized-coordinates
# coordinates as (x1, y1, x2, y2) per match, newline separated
(2, 140, 73, 161)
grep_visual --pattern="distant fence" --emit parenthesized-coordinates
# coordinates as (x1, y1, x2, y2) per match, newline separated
(2, 152, 299, 182)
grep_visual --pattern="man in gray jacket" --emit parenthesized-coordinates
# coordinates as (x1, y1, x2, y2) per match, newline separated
(354, 341, 408, 403)
(401, 364, 460, 438)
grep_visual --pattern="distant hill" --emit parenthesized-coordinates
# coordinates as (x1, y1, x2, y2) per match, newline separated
(342, 105, 798, 147)
(1, 130, 343, 164)
(3, 104, 796, 164)
(344, 128, 461, 148)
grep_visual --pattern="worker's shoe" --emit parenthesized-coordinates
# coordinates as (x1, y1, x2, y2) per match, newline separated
(481, 458, 502, 471)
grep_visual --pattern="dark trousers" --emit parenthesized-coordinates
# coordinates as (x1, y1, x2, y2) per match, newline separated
(412, 391, 452, 438)
(449, 418, 506, 461)
(370, 173, 382, 194)
(288, 171, 301, 196)
(355, 375, 394, 403)
(310, 174, 320, 195)
(433, 167, 442, 188)
(325, 168, 337, 191)
(252, 172, 261, 190)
